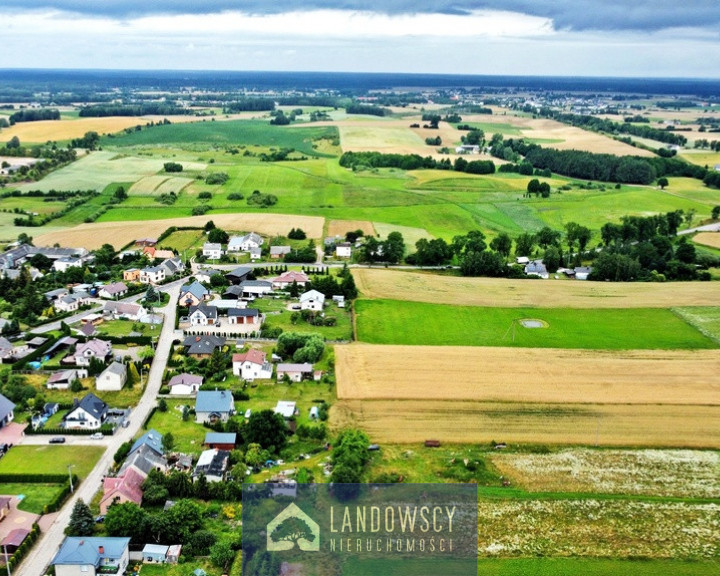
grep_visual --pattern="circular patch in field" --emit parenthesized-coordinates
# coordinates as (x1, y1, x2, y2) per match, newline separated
(519, 319, 548, 329)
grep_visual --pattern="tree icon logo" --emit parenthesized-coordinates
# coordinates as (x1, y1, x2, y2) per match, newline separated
(267, 503, 320, 552)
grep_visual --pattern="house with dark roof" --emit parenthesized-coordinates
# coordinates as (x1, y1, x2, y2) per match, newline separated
(188, 305, 218, 326)
(139, 265, 166, 284)
(47, 369, 81, 390)
(0, 394, 15, 429)
(195, 390, 234, 424)
(183, 334, 226, 358)
(160, 257, 185, 277)
(167, 373, 203, 395)
(238, 280, 273, 297)
(225, 266, 252, 284)
(63, 393, 108, 430)
(52, 536, 130, 576)
(118, 444, 168, 478)
(193, 449, 230, 482)
(524, 260, 549, 279)
(222, 285, 244, 299)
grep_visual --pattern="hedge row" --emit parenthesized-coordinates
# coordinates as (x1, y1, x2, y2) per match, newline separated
(0, 473, 68, 483)
(43, 476, 78, 514)
(7, 522, 41, 573)
(104, 335, 152, 345)
(25, 425, 113, 436)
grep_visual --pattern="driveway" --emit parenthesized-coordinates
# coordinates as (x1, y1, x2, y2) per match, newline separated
(0, 497, 40, 541)
(0, 423, 26, 446)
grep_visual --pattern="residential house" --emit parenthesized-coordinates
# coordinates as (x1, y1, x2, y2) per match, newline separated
(130, 429, 165, 457)
(183, 334, 226, 358)
(194, 268, 221, 285)
(167, 373, 203, 395)
(207, 299, 244, 311)
(274, 400, 297, 419)
(118, 444, 168, 478)
(232, 349, 273, 380)
(227, 232, 263, 252)
(202, 243, 223, 260)
(238, 280, 273, 297)
(144, 247, 175, 260)
(53, 256, 83, 273)
(99, 467, 145, 514)
(160, 257, 185, 278)
(0, 394, 15, 428)
(179, 281, 210, 307)
(103, 301, 146, 321)
(455, 144, 480, 154)
(46, 369, 80, 390)
(98, 282, 128, 299)
(194, 449, 230, 482)
(63, 393, 108, 430)
(335, 242, 352, 258)
(276, 363, 314, 383)
(135, 238, 157, 247)
(270, 245, 291, 259)
(44, 287, 69, 302)
(96, 362, 127, 391)
(72, 339, 112, 367)
(139, 266, 166, 284)
(123, 268, 141, 282)
(249, 246, 262, 261)
(227, 308, 260, 325)
(195, 390, 234, 424)
(225, 266, 252, 284)
(524, 260, 549, 279)
(204, 432, 237, 450)
(515, 256, 530, 265)
(55, 294, 83, 313)
(0, 244, 87, 271)
(52, 537, 131, 576)
(271, 270, 309, 289)
(188, 305, 218, 326)
(300, 289, 325, 311)
(574, 266, 593, 280)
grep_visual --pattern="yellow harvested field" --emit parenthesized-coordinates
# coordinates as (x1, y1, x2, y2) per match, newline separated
(129, 175, 171, 195)
(352, 268, 720, 308)
(0, 116, 203, 142)
(333, 344, 720, 446)
(693, 232, 720, 249)
(327, 219, 375, 238)
(331, 399, 720, 447)
(34, 213, 325, 250)
(335, 344, 720, 406)
(154, 177, 193, 195)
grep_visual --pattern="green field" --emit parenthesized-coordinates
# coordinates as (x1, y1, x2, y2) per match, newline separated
(355, 299, 717, 349)
(0, 445, 104, 478)
(0, 483, 64, 514)
(475, 559, 720, 576)
(104, 119, 338, 157)
(673, 307, 720, 343)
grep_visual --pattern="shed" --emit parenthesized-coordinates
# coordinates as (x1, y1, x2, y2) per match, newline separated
(309, 406, 319, 420)
(166, 545, 182, 564)
(142, 543, 169, 563)
(1, 529, 29, 552)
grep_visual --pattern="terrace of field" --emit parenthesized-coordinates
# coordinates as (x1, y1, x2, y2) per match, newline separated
(352, 268, 720, 308)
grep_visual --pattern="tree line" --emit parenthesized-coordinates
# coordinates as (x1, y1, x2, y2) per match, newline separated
(339, 151, 495, 175)
(78, 103, 192, 117)
(8, 108, 60, 124)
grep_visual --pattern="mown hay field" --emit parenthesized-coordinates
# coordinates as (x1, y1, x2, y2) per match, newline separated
(34, 212, 325, 250)
(352, 268, 720, 308)
(693, 232, 720, 249)
(327, 219, 375, 238)
(335, 344, 720, 405)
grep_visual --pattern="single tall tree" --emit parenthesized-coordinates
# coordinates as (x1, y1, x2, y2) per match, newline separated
(66, 500, 95, 536)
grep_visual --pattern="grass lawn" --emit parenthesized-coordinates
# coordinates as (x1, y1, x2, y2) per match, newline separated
(137, 559, 221, 576)
(0, 445, 104, 478)
(157, 229, 205, 252)
(96, 319, 148, 337)
(673, 307, 720, 344)
(475, 558, 720, 575)
(0, 483, 64, 514)
(355, 299, 718, 350)
(144, 399, 209, 454)
(25, 373, 146, 409)
(256, 298, 352, 341)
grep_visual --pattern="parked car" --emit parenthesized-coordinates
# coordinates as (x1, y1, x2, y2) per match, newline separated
(49, 437, 66, 444)
(90, 433, 104, 440)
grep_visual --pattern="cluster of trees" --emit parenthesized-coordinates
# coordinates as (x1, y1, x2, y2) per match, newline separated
(703, 171, 720, 189)
(339, 151, 495, 175)
(246, 190, 278, 207)
(276, 332, 325, 364)
(69, 131, 100, 150)
(78, 103, 192, 117)
(540, 110, 688, 146)
(346, 103, 389, 116)
(330, 429, 371, 497)
(287, 227, 306, 240)
(0, 370, 39, 413)
(425, 136, 442, 146)
(205, 172, 229, 185)
(358, 231, 405, 264)
(284, 239, 316, 263)
(224, 98, 276, 112)
(163, 162, 183, 173)
(307, 265, 358, 300)
(8, 108, 60, 124)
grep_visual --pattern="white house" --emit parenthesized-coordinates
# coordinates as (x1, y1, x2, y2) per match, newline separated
(52, 257, 83, 273)
(167, 373, 203, 395)
(271, 271, 309, 289)
(524, 260, 549, 279)
(103, 301, 146, 321)
(139, 266, 166, 284)
(188, 305, 218, 326)
(335, 242, 352, 258)
(63, 393, 108, 430)
(202, 243, 223, 260)
(227, 308, 260, 325)
(55, 295, 82, 313)
(52, 537, 130, 576)
(574, 266, 593, 280)
(96, 362, 127, 392)
(300, 289, 325, 312)
(73, 339, 112, 367)
(227, 232, 263, 253)
(232, 349, 273, 380)
(99, 282, 128, 299)
(47, 369, 82, 390)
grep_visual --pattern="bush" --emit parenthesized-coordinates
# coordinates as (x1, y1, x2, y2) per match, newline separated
(163, 162, 183, 173)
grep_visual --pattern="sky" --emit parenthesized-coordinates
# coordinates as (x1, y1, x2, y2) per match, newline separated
(1, 1, 719, 77)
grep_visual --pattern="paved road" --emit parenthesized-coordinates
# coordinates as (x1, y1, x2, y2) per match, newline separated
(678, 222, 720, 235)
(16, 283, 181, 576)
